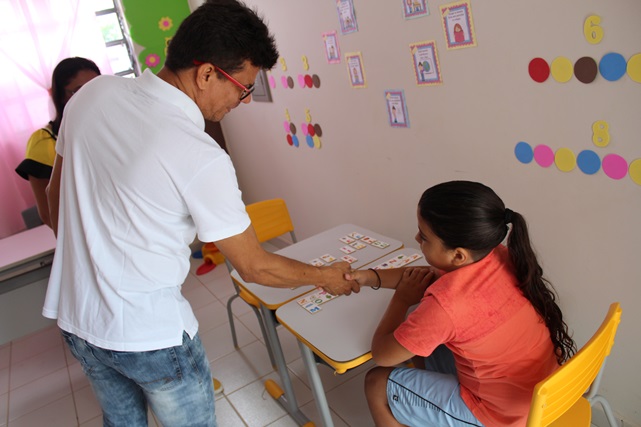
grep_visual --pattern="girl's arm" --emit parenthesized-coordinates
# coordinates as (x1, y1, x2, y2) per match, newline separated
(346, 266, 435, 289)
(371, 268, 434, 366)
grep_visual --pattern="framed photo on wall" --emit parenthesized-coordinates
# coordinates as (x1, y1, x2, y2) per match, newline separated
(251, 69, 272, 102)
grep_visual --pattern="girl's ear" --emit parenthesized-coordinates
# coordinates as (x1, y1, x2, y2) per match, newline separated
(450, 247, 474, 268)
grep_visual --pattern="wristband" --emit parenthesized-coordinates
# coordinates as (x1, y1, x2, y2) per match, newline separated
(368, 268, 382, 290)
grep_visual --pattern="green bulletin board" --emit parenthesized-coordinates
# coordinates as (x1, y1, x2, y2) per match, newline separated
(121, 0, 191, 73)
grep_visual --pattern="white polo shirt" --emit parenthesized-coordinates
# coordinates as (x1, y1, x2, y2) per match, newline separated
(43, 70, 250, 351)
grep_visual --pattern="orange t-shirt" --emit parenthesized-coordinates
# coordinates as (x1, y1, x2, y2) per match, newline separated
(394, 245, 559, 427)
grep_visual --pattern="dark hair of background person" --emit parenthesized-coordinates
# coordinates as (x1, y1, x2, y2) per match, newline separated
(418, 180, 577, 364)
(50, 57, 101, 135)
(165, 0, 278, 75)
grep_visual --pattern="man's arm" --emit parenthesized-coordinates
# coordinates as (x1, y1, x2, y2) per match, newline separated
(215, 225, 359, 296)
(46, 154, 63, 237)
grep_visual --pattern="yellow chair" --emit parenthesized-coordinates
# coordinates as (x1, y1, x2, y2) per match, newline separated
(225, 199, 297, 365)
(527, 302, 622, 427)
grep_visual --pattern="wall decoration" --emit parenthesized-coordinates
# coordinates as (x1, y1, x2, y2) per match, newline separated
(409, 40, 442, 85)
(440, 0, 477, 50)
(345, 52, 366, 88)
(322, 31, 341, 64)
(403, 0, 429, 20)
(384, 90, 410, 128)
(121, 0, 191, 73)
(336, 0, 358, 35)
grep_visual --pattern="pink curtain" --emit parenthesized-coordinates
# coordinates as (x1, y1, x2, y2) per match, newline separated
(0, 0, 112, 238)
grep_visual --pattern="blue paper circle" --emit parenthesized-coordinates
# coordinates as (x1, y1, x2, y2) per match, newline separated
(577, 150, 601, 175)
(599, 53, 627, 82)
(514, 141, 534, 164)
(292, 134, 299, 147)
(306, 134, 314, 148)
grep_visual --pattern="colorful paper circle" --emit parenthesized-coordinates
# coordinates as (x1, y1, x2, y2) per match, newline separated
(554, 148, 576, 172)
(599, 52, 627, 82)
(551, 57, 573, 83)
(307, 124, 316, 137)
(268, 75, 276, 89)
(629, 158, 641, 186)
(534, 145, 554, 167)
(289, 122, 297, 135)
(292, 134, 300, 147)
(283, 121, 290, 133)
(576, 150, 601, 175)
(313, 135, 322, 149)
(514, 141, 534, 164)
(286, 134, 293, 146)
(314, 124, 323, 137)
(627, 53, 641, 83)
(300, 123, 308, 136)
(298, 74, 306, 88)
(306, 134, 314, 148)
(304, 74, 313, 88)
(312, 74, 321, 88)
(287, 76, 294, 88)
(574, 57, 598, 84)
(281, 76, 288, 88)
(528, 58, 550, 83)
(602, 153, 628, 180)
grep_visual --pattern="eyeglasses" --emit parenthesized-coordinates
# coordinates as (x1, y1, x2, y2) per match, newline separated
(194, 60, 255, 100)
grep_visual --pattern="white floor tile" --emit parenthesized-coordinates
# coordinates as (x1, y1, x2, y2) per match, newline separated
(194, 299, 230, 334)
(8, 367, 71, 421)
(73, 384, 101, 425)
(7, 394, 76, 427)
(299, 399, 349, 427)
(327, 370, 375, 427)
(10, 326, 61, 364)
(226, 374, 287, 427)
(8, 344, 66, 390)
(210, 340, 275, 395)
(0, 392, 7, 427)
(183, 282, 218, 311)
(0, 345, 10, 371)
(200, 320, 257, 363)
(0, 368, 8, 396)
(214, 396, 246, 427)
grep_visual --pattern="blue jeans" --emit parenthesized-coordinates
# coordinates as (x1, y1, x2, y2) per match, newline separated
(62, 330, 216, 427)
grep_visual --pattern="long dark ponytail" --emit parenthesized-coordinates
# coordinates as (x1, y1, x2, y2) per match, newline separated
(419, 181, 576, 364)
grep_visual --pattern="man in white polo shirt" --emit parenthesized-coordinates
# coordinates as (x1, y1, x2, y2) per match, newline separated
(44, 1, 358, 425)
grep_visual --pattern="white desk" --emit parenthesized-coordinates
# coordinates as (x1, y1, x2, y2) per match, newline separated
(0, 225, 57, 344)
(229, 224, 403, 426)
(276, 248, 428, 427)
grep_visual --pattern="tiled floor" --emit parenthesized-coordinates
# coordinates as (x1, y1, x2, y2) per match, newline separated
(0, 256, 377, 427)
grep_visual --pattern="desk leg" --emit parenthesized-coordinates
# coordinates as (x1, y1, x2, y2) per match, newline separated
(298, 341, 334, 427)
(259, 304, 310, 426)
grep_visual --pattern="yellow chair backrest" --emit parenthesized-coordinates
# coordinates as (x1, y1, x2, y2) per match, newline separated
(527, 302, 622, 427)
(245, 198, 296, 244)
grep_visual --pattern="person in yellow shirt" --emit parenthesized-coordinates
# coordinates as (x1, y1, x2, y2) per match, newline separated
(15, 57, 100, 227)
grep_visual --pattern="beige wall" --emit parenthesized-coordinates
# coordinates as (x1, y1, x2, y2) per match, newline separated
(193, 0, 641, 424)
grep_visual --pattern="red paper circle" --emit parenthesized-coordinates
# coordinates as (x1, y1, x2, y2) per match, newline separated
(304, 74, 313, 88)
(529, 58, 550, 83)
(286, 134, 293, 146)
(307, 124, 315, 137)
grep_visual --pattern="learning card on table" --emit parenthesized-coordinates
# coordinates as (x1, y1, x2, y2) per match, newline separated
(320, 254, 337, 263)
(348, 231, 364, 239)
(297, 289, 339, 314)
(361, 235, 377, 244)
(340, 245, 356, 254)
(372, 253, 424, 269)
(372, 240, 390, 249)
(341, 254, 358, 264)
(309, 258, 325, 267)
(350, 241, 367, 250)
(339, 236, 355, 244)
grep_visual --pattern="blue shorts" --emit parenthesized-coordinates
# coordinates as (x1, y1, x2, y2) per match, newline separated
(387, 346, 484, 427)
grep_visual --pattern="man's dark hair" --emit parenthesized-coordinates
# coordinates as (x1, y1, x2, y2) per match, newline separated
(165, 0, 278, 73)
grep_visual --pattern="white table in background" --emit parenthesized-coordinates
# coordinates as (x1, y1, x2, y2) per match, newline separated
(0, 225, 57, 344)
(229, 224, 403, 426)
(276, 247, 428, 427)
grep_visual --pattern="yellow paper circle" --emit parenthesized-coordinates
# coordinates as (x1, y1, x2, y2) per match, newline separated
(555, 147, 576, 172)
(551, 57, 574, 83)
(627, 53, 641, 83)
(629, 158, 641, 186)
(313, 135, 322, 149)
